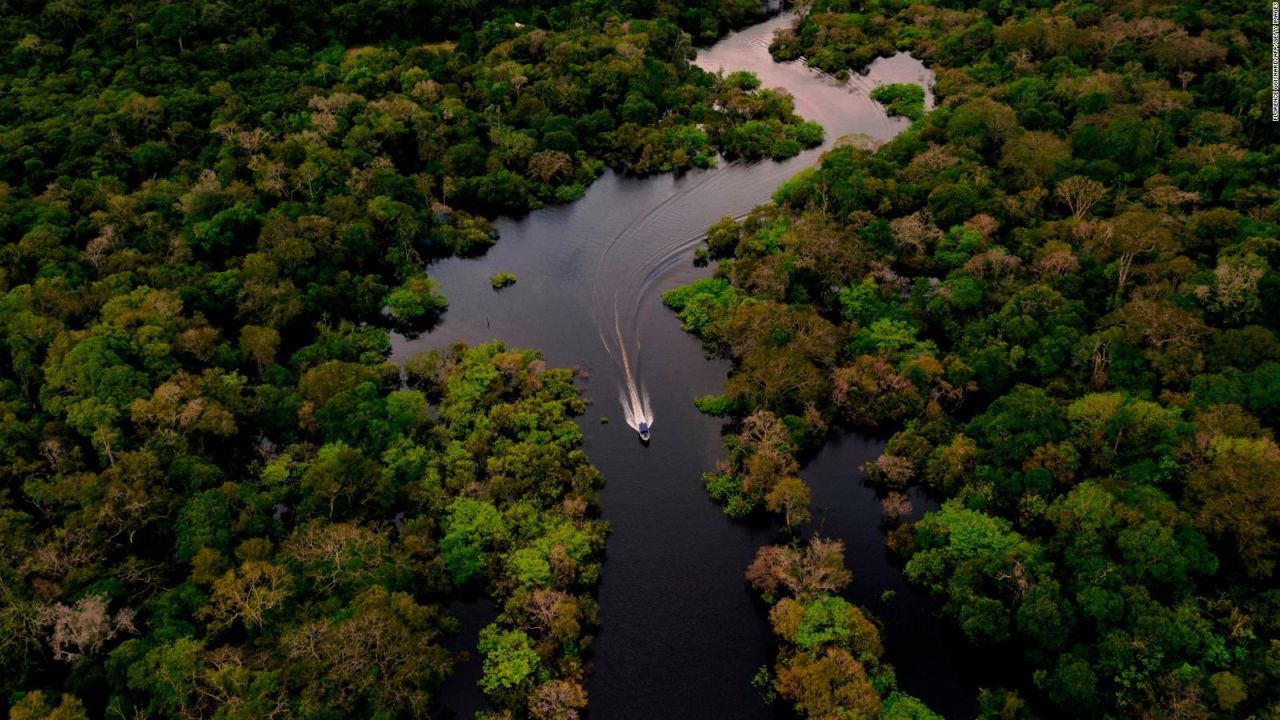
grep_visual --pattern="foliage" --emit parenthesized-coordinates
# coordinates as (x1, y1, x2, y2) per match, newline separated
(490, 272, 518, 290)
(0, 329, 603, 719)
(870, 84, 926, 121)
(674, 0, 1280, 716)
(0, 0, 827, 712)
(385, 274, 448, 333)
(746, 537, 935, 717)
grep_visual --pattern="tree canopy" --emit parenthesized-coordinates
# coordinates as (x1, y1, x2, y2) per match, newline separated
(674, 0, 1280, 716)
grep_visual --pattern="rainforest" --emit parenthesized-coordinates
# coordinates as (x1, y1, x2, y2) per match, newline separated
(1, 0, 1278, 719)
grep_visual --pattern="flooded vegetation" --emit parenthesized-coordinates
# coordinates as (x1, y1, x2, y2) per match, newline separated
(5, 0, 1276, 717)
(395, 14, 957, 718)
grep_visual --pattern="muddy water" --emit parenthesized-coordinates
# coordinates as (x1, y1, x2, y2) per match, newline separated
(400, 14, 978, 719)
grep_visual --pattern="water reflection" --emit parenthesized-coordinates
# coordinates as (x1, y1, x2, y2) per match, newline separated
(397, 13, 975, 720)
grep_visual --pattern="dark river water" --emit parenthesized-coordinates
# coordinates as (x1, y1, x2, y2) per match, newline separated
(397, 14, 982, 719)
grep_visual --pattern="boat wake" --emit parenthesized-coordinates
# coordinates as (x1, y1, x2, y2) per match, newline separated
(618, 376, 653, 435)
(609, 307, 654, 434)
(585, 26, 934, 438)
(590, 163, 740, 439)
(590, 161, 758, 439)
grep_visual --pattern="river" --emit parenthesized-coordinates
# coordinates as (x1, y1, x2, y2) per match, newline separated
(396, 13, 981, 719)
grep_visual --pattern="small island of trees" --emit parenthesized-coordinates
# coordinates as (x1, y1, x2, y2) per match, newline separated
(491, 272, 519, 290)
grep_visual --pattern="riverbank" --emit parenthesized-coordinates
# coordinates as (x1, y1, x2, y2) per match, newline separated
(396, 13, 982, 718)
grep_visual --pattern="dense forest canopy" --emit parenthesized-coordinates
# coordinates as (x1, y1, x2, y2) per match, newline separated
(0, 0, 825, 716)
(669, 0, 1280, 717)
(4, 0, 1280, 717)
(1, 0, 825, 350)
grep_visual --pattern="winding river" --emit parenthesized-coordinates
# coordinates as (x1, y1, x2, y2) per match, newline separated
(398, 14, 984, 719)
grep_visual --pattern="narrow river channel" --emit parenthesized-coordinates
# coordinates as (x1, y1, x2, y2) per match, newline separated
(396, 13, 982, 719)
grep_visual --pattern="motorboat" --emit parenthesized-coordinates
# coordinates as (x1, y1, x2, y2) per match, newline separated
(638, 421, 651, 442)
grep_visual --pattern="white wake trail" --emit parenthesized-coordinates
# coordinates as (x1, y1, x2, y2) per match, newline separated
(588, 164, 746, 438)
(612, 296, 653, 433)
